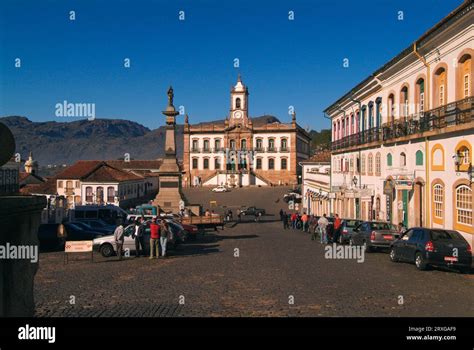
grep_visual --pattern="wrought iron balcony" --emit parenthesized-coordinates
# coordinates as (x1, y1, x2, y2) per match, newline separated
(332, 96, 473, 151)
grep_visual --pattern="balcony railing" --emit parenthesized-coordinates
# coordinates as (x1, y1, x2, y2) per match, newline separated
(332, 96, 473, 151)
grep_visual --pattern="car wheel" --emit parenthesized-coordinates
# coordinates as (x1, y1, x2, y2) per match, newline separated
(389, 247, 399, 262)
(100, 243, 115, 258)
(415, 252, 428, 271)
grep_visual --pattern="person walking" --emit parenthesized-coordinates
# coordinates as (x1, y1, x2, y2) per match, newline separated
(279, 209, 284, 221)
(113, 221, 125, 261)
(290, 212, 297, 229)
(318, 214, 329, 244)
(149, 217, 160, 259)
(301, 212, 309, 232)
(160, 221, 170, 258)
(133, 218, 146, 257)
(282, 211, 289, 229)
(333, 214, 342, 244)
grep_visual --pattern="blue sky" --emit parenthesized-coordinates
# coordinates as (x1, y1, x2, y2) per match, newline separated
(0, 0, 462, 131)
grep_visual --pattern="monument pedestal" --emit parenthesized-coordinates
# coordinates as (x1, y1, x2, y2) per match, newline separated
(152, 87, 185, 214)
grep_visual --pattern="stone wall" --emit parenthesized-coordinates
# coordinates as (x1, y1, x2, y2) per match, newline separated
(0, 196, 46, 317)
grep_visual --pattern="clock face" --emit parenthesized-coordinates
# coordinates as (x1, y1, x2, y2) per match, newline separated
(234, 111, 242, 119)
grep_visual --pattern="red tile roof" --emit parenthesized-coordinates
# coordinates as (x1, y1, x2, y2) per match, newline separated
(107, 160, 162, 170)
(20, 177, 57, 195)
(305, 150, 331, 163)
(56, 160, 103, 179)
(82, 164, 144, 182)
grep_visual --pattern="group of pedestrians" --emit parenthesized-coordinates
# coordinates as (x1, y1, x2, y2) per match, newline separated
(112, 217, 171, 261)
(279, 209, 344, 245)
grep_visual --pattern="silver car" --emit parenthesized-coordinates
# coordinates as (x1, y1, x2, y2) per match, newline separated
(350, 221, 400, 252)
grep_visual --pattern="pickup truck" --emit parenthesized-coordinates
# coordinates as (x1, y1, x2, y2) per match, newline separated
(240, 206, 266, 216)
(181, 215, 224, 231)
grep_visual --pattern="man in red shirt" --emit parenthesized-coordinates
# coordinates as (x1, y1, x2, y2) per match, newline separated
(149, 217, 160, 259)
(333, 214, 342, 244)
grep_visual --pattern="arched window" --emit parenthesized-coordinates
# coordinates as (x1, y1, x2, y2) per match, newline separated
(388, 94, 395, 124)
(433, 184, 444, 222)
(361, 154, 366, 174)
(400, 85, 409, 118)
(107, 187, 115, 202)
(192, 139, 199, 151)
(203, 139, 210, 151)
(387, 153, 393, 167)
(203, 158, 209, 169)
(281, 158, 287, 170)
(416, 78, 425, 113)
(214, 158, 221, 170)
(375, 153, 381, 176)
(96, 187, 104, 203)
(455, 141, 472, 172)
(235, 98, 241, 109)
(400, 152, 407, 167)
(281, 138, 288, 151)
(368, 153, 373, 175)
(456, 52, 472, 100)
(416, 150, 424, 166)
(85, 187, 93, 202)
(214, 139, 221, 151)
(268, 138, 275, 150)
(433, 65, 447, 108)
(256, 138, 263, 150)
(241, 139, 247, 150)
(192, 158, 198, 169)
(230, 139, 236, 150)
(256, 158, 262, 170)
(455, 184, 472, 228)
(268, 158, 275, 170)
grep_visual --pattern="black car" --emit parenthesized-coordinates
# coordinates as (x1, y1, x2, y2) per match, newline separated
(71, 221, 114, 235)
(240, 206, 266, 216)
(38, 224, 65, 250)
(390, 228, 472, 273)
(63, 223, 106, 241)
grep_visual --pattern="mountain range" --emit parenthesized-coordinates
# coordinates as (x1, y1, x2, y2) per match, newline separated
(1, 115, 320, 166)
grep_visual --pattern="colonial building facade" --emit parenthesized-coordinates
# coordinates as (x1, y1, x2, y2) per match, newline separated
(183, 76, 311, 187)
(55, 161, 159, 208)
(325, 1, 473, 247)
(301, 152, 331, 217)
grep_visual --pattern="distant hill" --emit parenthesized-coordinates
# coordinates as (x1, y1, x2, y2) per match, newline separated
(0, 115, 298, 166)
(309, 129, 331, 150)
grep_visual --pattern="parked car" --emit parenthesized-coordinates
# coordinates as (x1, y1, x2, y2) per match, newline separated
(212, 185, 229, 193)
(70, 221, 114, 235)
(338, 219, 362, 244)
(240, 206, 266, 216)
(63, 223, 107, 241)
(37, 224, 65, 250)
(390, 228, 472, 273)
(350, 221, 400, 252)
(283, 192, 302, 203)
(93, 220, 184, 258)
(71, 205, 128, 225)
(74, 219, 116, 234)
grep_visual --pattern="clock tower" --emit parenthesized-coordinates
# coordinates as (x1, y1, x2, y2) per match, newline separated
(229, 74, 249, 126)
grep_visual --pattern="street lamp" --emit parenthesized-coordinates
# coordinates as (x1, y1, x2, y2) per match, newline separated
(352, 176, 358, 187)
